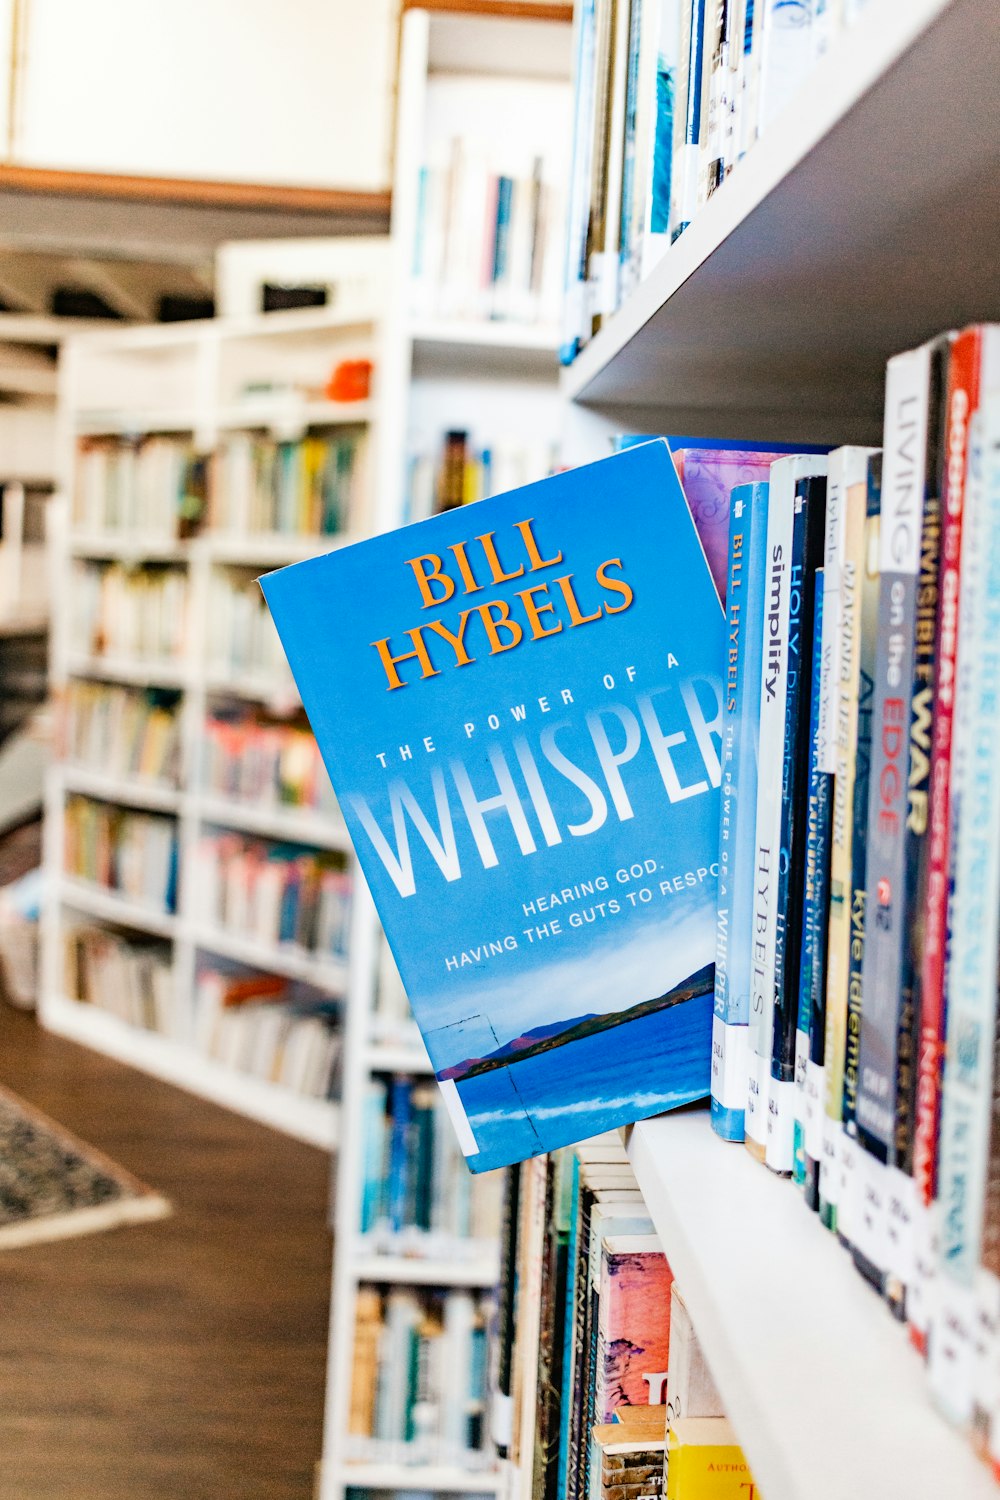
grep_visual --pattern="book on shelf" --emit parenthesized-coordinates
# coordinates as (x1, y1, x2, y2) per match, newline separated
(665, 1417, 757, 1500)
(213, 429, 367, 539)
(262, 440, 725, 1173)
(406, 430, 560, 524)
(200, 709, 339, 820)
(562, 0, 880, 358)
(71, 560, 189, 666)
(62, 681, 182, 789)
(194, 962, 341, 1097)
(64, 795, 178, 913)
(346, 1285, 493, 1463)
(64, 923, 175, 1034)
(191, 832, 351, 966)
(74, 435, 208, 540)
(207, 567, 295, 693)
(359, 1073, 502, 1252)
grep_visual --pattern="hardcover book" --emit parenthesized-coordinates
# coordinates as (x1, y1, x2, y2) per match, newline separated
(262, 441, 724, 1173)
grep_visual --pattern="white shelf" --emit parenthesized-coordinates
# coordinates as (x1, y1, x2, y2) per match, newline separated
(628, 1110, 996, 1500)
(192, 924, 348, 993)
(69, 532, 189, 562)
(563, 0, 1000, 441)
(41, 994, 339, 1149)
(74, 409, 202, 437)
(196, 795, 348, 851)
(66, 653, 191, 689)
(203, 670, 300, 706)
(203, 533, 351, 569)
(58, 876, 178, 939)
(365, 1041, 434, 1075)
(216, 398, 372, 431)
(411, 318, 560, 377)
(335, 1461, 505, 1495)
(352, 1254, 499, 1289)
(63, 765, 181, 814)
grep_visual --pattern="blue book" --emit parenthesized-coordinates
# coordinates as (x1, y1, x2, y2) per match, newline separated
(387, 1075, 413, 1233)
(712, 480, 769, 1143)
(793, 570, 832, 1205)
(261, 441, 724, 1173)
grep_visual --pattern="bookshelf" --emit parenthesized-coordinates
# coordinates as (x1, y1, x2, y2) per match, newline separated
(547, 2, 1000, 1499)
(561, 0, 1000, 443)
(40, 294, 393, 1151)
(319, 6, 572, 1496)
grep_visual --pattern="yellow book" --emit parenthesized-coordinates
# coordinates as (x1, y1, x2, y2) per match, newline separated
(666, 1417, 760, 1500)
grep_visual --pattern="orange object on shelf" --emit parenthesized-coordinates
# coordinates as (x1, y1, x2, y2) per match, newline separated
(325, 359, 373, 402)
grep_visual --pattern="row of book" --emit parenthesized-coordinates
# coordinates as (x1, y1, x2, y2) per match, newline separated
(64, 924, 175, 1034)
(72, 560, 189, 666)
(74, 436, 208, 538)
(359, 1074, 502, 1252)
(405, 431, 559, 521)
(62, 681, 182, 788)
(561, 0, 874, 362)
(412, 138, 564, 328)
(189, 832, 351, 963)
(194, 964, 341, 1098)
(64, 795, 177, 913)
(200, 710, 339, 819)
(492, 1138, 757, 1500)
(212, 430, 366, 538)
(348, 1286, 492, 1461)
(711, 323, 1000, 1464)
(207, 570, 296, 694)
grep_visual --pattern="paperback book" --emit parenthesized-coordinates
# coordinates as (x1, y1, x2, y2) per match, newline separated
(262, 441, 724, 1172)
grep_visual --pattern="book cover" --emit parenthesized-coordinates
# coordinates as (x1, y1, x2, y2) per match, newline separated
(665, 1417, 758, 1500)
(262, 441, 723, 1174)
(768, 471, 827, 1175)
(594, 1233, 672, 1423)
(712, 481, 769, 1142)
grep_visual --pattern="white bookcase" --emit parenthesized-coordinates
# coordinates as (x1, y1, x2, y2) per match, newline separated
(555, 3, 1000, 1500)
(40, 294, 396, 1150)
(320, 6, 573, 1497)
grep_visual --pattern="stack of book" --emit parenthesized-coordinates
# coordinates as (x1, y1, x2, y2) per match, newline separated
(348, 1285, 493, 1464)
(213, 430, 367, 538)
(193, 962, 341, 1097)
(64, 795, 178, 912)
(359, 1074, 502, 1255)
(405, 430, 559, 521)
(562, 0, 875, 362)
(65, 923, 175, 1032)
(411, 137, 564, 327)
(74, 435, 208, 538)
(206, 570, 295, 692)
(62, 681, 182, 788)
(190, 832, 351, 962)
(711, 323, 1000, 1468)
(491, 1136, 759, 1500)
(71, 560, 189, 666)
(199, 710, 338, 819)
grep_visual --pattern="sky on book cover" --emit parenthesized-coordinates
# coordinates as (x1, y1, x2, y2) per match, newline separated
(262, 440, 724, 1171)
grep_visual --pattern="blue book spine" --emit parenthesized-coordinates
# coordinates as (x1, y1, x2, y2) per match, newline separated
(492, 177, 514, 290)
(712, 480, 769, 1141)
(556, 1152, 581, 1500)
(560, 0, 598, 365)
(794, 570, 831, 1204)
(618, 0, 643, 266)
(387, 1075, 413, 1233)
(361, 1080, 388, 1233)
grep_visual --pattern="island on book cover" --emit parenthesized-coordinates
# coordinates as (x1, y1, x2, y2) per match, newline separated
(261, 440, 724, 1171)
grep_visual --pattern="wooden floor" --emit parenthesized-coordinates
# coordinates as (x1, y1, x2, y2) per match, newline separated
(0, 1001, 333, 1500)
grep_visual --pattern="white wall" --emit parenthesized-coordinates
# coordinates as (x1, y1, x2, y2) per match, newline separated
(12, 0, 399, 190)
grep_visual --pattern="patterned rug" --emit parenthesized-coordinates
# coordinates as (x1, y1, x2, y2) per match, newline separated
(0, 1083, 171, 1248)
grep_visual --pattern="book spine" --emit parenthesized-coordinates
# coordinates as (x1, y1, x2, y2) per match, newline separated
(852, 348, 932, 1293)
(768, 475, 826, 1175)
(668, 0, 706, 240)
(803, 574, 833, 1208)
(930, 394, 1000, 1429)
(745, 471, 794, 1159)
(491, 1162, 521, 1456)
(911, 330, 982, 1352)
(838, 459, 881, 1251)
(712, 482, 756, 1140)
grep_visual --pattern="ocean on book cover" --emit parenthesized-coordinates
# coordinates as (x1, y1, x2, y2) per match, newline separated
(261, 441, 724, 1172)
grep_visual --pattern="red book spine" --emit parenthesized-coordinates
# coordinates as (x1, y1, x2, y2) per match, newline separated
(914, 327, 981, 1212)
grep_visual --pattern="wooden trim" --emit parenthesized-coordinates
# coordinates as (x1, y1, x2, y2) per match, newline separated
(403, 0, 573, 21)
(0, 164, 392, 216)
